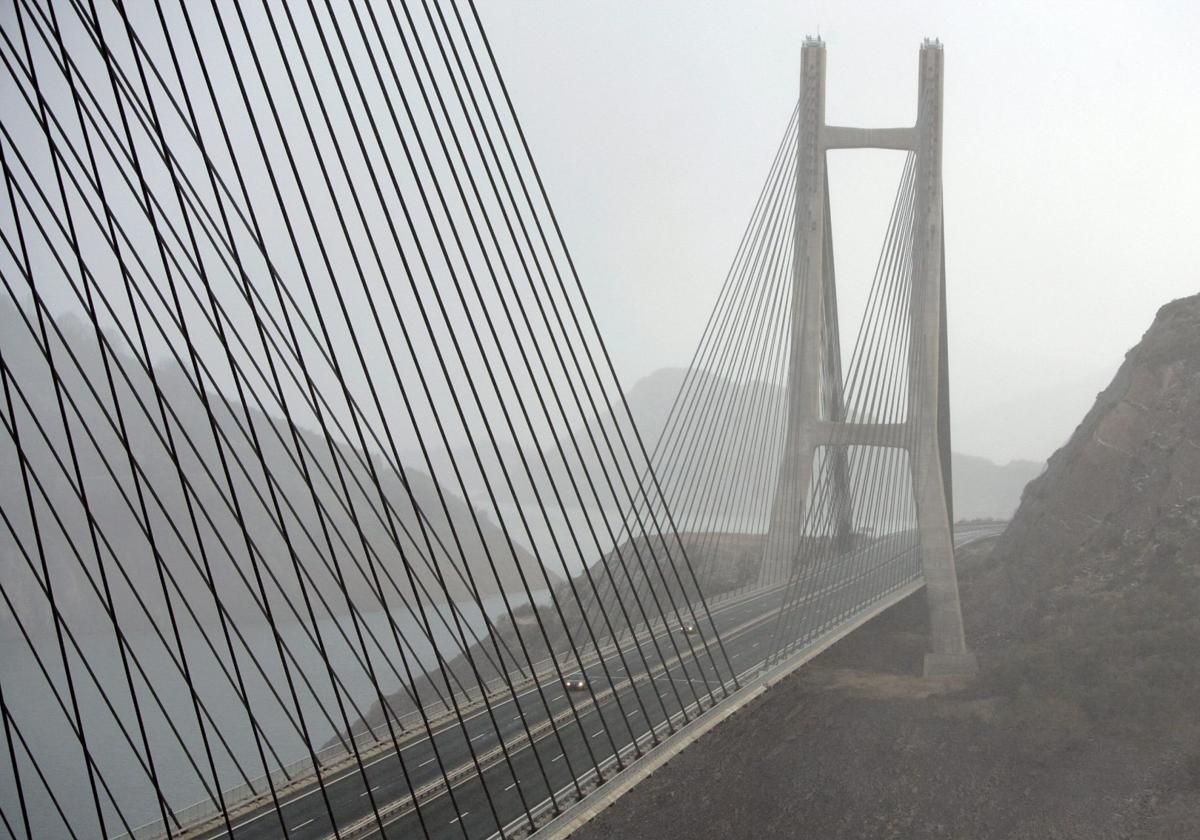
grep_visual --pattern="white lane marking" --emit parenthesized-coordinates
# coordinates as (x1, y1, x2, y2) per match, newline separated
(449, 812, 469, 824)
(469, 732, 488, 742)
(418, 757, 435, 768)
(627, 709, 640, 718)
(364, 589, 832, 821)
(552, 753, 564, 762)
(550, 694, 563, 702)
(512, 715, 521, 721)
(205, 583, 793, 836)
(504, 782, 517, 792)
(591, 730, 604, 739)
(292, 819, 314, 830)
(359, 785, 380, 797)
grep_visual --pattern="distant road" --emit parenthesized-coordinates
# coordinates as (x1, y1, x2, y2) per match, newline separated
(194, 522, 1004, 840)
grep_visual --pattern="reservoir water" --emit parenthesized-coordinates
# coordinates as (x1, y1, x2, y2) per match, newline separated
(0, 591, 546, 837)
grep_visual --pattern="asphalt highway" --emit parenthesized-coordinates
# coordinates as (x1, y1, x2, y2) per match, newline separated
(198, 525, 1003, 840)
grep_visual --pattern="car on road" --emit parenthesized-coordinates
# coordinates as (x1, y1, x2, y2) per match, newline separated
(563, 672, 587, 691)
(681, 622, 698, 635)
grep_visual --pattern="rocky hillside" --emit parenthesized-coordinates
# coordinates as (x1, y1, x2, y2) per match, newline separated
(0, 300, 548, 638)
(994, 292, 1200, 575)
(969, 293, 1200, 731)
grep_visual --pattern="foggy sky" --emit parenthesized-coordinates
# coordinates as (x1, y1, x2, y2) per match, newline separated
(480, 0, 1200, 464)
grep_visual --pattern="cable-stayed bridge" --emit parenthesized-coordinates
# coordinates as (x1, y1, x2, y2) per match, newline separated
(0, 3, 978, 837)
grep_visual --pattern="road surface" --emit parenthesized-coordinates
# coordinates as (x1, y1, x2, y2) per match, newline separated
(194, 524, 1003, 840)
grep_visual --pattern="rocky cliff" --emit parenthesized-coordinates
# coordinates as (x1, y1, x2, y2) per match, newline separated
(998, 293, 1200, 551)
(976, 293, 1200, 729)
(988, 293, 1200, 620)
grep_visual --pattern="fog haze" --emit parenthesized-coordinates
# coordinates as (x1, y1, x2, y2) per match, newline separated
(481, 0, 1200, 463)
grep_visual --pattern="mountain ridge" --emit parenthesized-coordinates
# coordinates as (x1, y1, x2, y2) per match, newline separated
(0, 299, 550, 638)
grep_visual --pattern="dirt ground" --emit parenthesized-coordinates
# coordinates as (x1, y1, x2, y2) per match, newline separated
(569, 545, 1200, 840)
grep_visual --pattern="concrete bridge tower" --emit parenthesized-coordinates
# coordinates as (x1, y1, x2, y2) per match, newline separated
(762, 38, 976, 677)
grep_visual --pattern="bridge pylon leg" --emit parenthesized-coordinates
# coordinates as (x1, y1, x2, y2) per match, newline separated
(910, 40, 976, 677)
(761, 39, 852, 585)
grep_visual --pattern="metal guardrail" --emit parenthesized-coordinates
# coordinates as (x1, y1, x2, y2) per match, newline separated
(515, 524, 1006, 838)
(126, 580, 788, 840)
(346, 546, 934, 838)
(128, 525, 1004, 839)
(501, 576, 931, 839)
